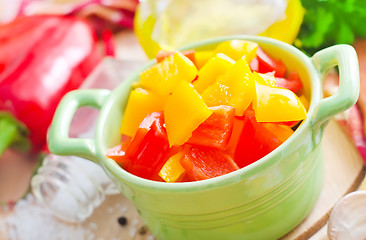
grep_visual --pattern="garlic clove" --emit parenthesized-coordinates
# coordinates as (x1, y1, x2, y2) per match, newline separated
(328, 191, 366, 240)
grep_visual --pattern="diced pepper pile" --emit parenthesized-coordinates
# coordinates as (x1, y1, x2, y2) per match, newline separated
(106, 40, 308, 182)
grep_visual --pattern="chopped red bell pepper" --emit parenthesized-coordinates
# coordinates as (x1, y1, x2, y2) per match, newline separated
(156, 50, 197, 66)
(106, 137, 132, 169)
(234, 108, 281, 168)
(126, 112, 171, 180)
(255, 47, 286, 77)
(225, 116, 246, 155)
(187, 105, 235, 149)
(124, 112, 163, 160)
(107, 43, 307, 182)
(0, 15, 102, 156)
(138, 111, 164, 130)
(278, 120, 299, 127)
(249, 57, 259, 72)
(180, 145, 239, 181)
(275, 71, 303, 94)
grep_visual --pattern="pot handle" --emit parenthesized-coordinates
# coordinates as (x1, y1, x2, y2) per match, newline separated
(48, 89, 110, 163)
(310, 44, 360, 126)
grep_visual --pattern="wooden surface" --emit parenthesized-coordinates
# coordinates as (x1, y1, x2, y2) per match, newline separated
(1, 120, 359, 240)
(283, 120, 365, 240)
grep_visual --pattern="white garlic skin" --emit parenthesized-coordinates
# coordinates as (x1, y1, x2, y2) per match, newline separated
(328, 191, 366, 240)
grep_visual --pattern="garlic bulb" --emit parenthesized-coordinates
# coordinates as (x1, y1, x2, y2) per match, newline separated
(328, 184, 366, 240)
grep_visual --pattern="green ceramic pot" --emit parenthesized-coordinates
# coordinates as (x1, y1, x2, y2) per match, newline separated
(48, 36, 359, 240)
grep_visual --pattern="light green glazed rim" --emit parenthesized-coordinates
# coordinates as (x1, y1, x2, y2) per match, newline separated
(48, 35, 359, 192)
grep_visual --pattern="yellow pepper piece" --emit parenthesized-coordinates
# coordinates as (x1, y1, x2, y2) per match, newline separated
(193, 53, 235, 93)
(201, 58, 255, 116)
(214, 40, 258, 62)
(195, 50, 215, 69)
(139, 52, 198, 96)
(262, 123, 294, 143)
(120, 88, 166, 137)
(252, 72, 277, 87)
(164, 81, 213, 146)
(299, 95, 310, 110)
(158, 152, 186, 182)
(254, 83, 307, 122)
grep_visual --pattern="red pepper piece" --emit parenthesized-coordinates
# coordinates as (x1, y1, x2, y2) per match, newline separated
(126, 112, 171, 180)
(187, 105, 235, 149)
(125, 128, 149, 160)
(277, 120, 299, 127)
(234, 109, 281, 168)
(249, 57, 259, 72)
(106, 138, 132, 169)
(124, 112, 164, 161)
(180, 145, 239, 181)
(156, 50, 196, 65)
(124, 112, 161, 160)
(0, 15, 102, 156)
(275, 71, 303, 94)
(225, 116, 246, 155)
(256, 47, 286, 77)
(138, 111, 163, 130)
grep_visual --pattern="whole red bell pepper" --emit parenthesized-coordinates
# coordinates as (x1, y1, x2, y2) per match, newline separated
(0, 15, 102, 156)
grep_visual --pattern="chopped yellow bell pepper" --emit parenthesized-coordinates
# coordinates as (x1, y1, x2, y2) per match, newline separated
(193, 53, 235, 93)
(195, 50, 215, 69)
(164, 81, 213, 146)
(214, 40, 258, 62)
(252, 72, 277, 87)
(139, 52, 198, 96)
(254, 82, 307, 122)
(158, 152, 186, 182)
(299, 95, 310, 110)
(120, 88, 166, 137)
(262, 123, 294, 143)
(201, 58, 255, 116)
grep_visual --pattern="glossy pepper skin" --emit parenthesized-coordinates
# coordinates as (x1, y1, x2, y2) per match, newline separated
(234, 108, 282, 168)
(107, 40, 309, 182)
(0, 15, 102, 155)
(126, 112, 171, 180)
(180, 145, 239, 181)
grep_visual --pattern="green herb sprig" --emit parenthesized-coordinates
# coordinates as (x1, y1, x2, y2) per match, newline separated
(296, 0, 366, 55)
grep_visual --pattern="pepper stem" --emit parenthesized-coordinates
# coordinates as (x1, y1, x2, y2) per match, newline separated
(0, 114, 30, 156)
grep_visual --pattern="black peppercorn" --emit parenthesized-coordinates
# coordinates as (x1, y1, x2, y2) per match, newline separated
(117, 216, 128, 226)
(138, 225, 148, 235)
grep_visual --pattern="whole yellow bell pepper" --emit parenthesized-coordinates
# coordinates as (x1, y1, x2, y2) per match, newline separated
(259, 0, 304, 44)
